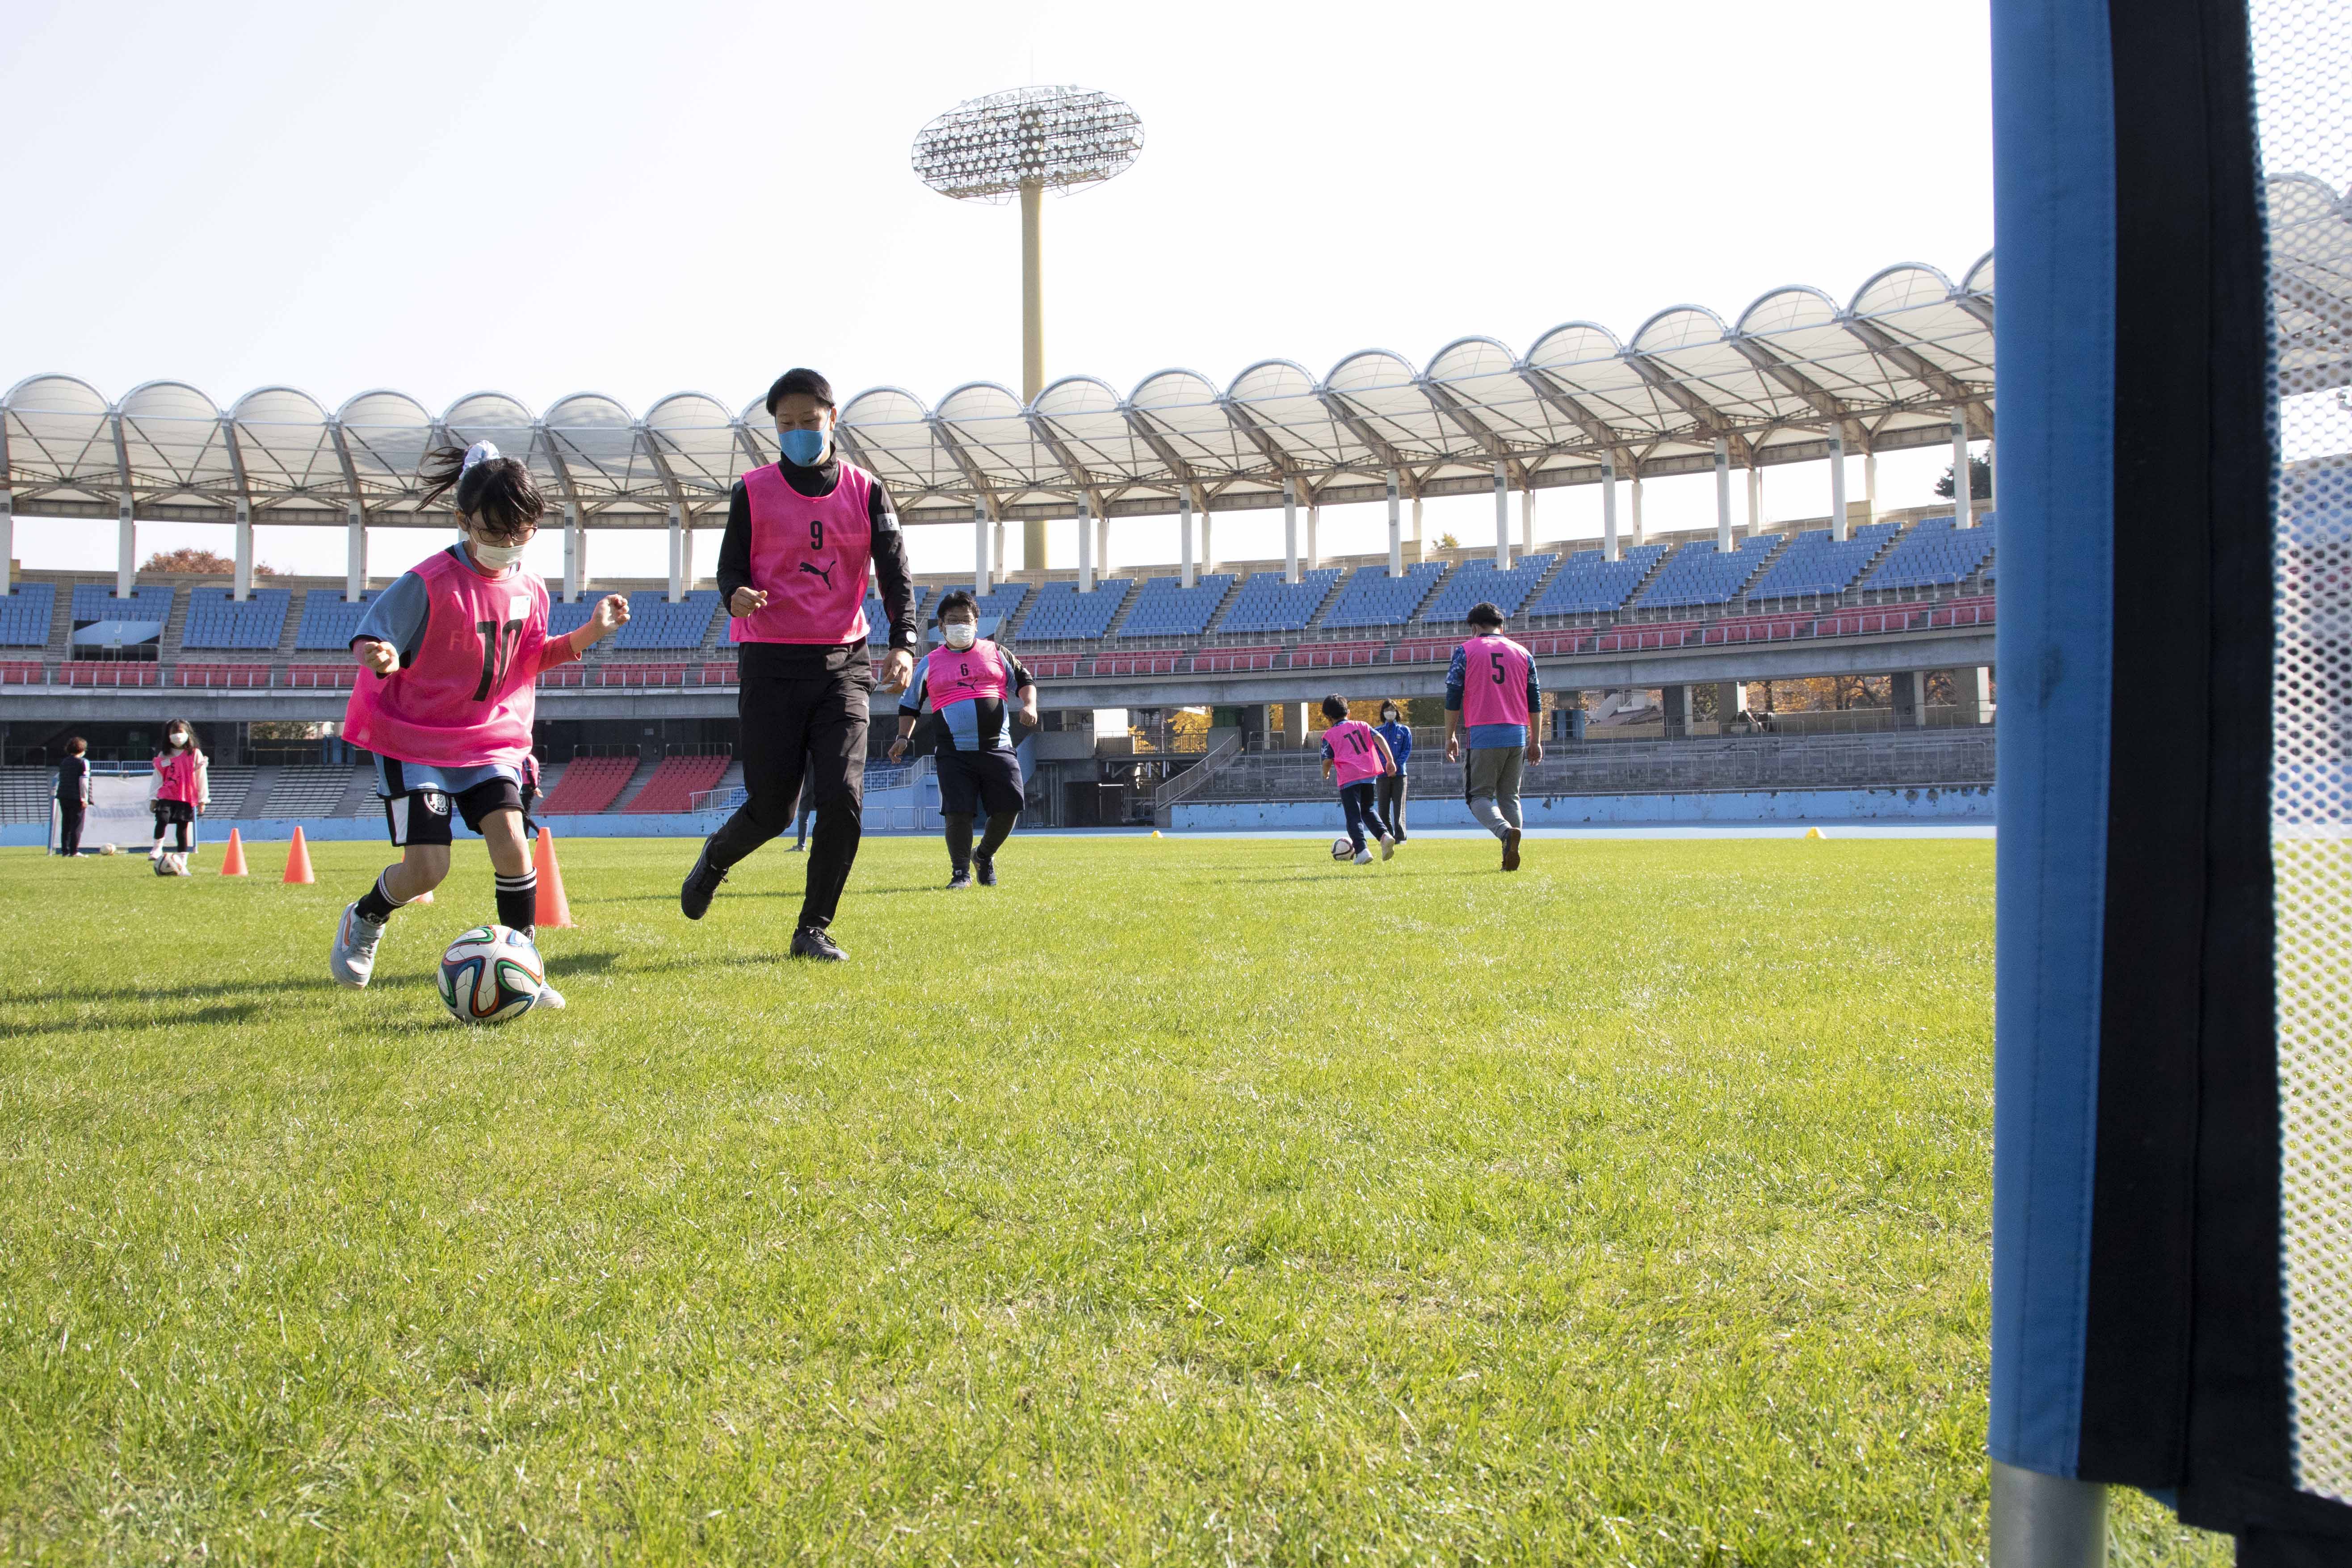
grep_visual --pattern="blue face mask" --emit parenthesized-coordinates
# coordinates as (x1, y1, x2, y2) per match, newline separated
(778, 426, 829, 467)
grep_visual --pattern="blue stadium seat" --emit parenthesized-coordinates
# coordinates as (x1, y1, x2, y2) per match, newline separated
(71, 584, 175, 626)
(1524, 544, 1669, 617)
(1014, 580, 1132, 641)
(1415, 555, 1555, 626)
(614, 589, 721, 650)
(1634, 536, 1781, 610)
(912, 583, 1027, 643)
(294, 589, 380, 650)
(847, 585, 945, 647)
(0, 582, 55, 647)
(1743, 521, 1902, 602)
(1115, 574, 1235, 639)
(548, 599, 595, 639)
(1319, 562, 1447, 630)
(180, 587, 291, 651)
(1214, 568, 1341, 636)
(1866, 514, 1999, 591)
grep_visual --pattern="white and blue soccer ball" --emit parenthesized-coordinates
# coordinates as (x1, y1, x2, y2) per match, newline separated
(437, 924, 546, 1025)
(1331, 836, 1354, 862)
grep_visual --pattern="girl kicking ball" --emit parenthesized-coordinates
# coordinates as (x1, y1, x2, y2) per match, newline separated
(328, 441, 628, 1000)
(1318, 694, 1398, 864)
(149, 719, 209, 874)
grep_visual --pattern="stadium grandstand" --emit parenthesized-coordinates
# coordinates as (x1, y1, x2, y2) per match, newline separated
(4, 196, 2342, 836)
(0, 252, 2006, 611)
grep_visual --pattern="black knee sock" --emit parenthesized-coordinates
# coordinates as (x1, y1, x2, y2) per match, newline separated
(495, 870, 538, 933)
(944, 813, 974, 873)
(356, 868, 409, 924)
(977, 811, 1016, 862)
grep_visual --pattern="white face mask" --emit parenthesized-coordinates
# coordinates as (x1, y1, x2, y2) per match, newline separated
(467, 532, 527, 570)
(1381, 711, 1398, 724)
(167, 731, 189, 750)
(942, 622, 978, 651)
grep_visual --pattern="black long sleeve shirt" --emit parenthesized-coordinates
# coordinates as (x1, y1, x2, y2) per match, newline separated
(716, 455, 920, 662)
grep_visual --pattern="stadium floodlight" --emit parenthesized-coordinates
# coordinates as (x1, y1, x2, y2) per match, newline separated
(913, 85, 1143, 405)
(913, 86, 1142, 574)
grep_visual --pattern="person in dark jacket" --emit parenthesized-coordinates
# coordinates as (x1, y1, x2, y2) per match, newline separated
(55, 736, 91, 856)
(677, 368, 920, 960)
(1372, 699, 1413, 845)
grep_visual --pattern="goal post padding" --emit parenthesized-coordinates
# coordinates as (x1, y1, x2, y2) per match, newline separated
(1992, 0, 2351, 1552)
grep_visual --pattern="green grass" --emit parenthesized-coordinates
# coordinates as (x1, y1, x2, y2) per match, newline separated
(0, 834, 2225, 1565)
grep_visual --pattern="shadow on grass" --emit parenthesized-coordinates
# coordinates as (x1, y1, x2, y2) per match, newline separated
(0, 975, 343, 1008)
(0, 1000, 270, 1037)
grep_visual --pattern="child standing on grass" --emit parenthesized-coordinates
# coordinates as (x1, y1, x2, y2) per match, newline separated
(1444, 602, 1541, 872)
(1372, 699, 1412, 844)
(148, 719, 208, 875)
(329, 441, 629, 998)
(1319, 693, 1398, 865)
(887, 590, 1038, 888)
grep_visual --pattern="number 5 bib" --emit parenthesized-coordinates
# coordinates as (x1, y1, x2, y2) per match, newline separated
(731, 462, 878, 646)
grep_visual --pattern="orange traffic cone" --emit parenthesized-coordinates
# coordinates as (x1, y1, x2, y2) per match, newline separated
(218, 828, 248, 876)
(532, 825, 573, 929)
(282, 826, 315, 885)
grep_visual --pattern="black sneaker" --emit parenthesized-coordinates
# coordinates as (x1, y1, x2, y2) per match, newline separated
(947, 870, 974, 891)
(974, 855, 997, 887)
(1501, 828, 1523, 872)
(680, 838, 728, 920)
(790, 925, 847, 961)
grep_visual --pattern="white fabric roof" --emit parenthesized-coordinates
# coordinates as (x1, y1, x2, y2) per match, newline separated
(0, 251, 2026, 529)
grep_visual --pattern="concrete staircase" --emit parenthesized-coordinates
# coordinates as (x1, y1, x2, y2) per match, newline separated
(1094, 578, 1152, 639)
(157, 589, 194, 662)
(42, 584, 75, 663)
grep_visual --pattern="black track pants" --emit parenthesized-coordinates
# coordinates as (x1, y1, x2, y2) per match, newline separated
(56, 800, 84, 856)
(707, 644, 873, 932)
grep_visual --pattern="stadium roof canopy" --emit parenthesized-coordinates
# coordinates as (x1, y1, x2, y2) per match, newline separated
(0, 185, 2327, 534)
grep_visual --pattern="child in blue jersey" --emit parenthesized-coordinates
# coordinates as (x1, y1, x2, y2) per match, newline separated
(1372, 698, 1413, 844)
(887, 591, 1038, 888)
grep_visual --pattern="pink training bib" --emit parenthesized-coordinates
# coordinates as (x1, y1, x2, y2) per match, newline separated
(343, 548, 572, 769)
(1459, 634, 1535, 728)
(920, 639, 1011, 709)
(1323, 717, 1386, 788)
(153, 751, 201, 803)
(729, 462, 876, 645)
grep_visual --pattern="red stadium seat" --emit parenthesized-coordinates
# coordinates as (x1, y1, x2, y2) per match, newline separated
(538, 756, 638, 815)
(60, 662, 160, 687)
(172, 663, 272, 689)
(624, 755, 729, 814)
(285, 664, 360, 689)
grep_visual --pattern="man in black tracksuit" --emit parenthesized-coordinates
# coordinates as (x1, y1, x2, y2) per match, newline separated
(679, 368, 919, 960)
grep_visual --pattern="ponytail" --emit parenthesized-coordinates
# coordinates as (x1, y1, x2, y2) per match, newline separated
(419, 441, 545, 542)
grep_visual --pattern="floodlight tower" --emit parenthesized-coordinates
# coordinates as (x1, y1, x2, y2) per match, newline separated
(914, 85, 1144, 570)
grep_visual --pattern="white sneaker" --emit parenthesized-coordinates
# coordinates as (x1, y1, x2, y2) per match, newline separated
(1378, 834, 1395, 861)
(329, 902, 386, 989)
(535, 983, 567, 1011)
(1353, 847, 1373, 865)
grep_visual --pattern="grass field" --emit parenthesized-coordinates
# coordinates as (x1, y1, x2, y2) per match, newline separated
(0, 833, 2226, 1565)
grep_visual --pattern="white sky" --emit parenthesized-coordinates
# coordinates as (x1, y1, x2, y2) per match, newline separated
(3, 0, 1992, 583)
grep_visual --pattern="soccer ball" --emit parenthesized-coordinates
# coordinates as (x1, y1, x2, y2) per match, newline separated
(437, 924, 546, 1025)
(100, 843, 118, 856)
(1331, 837, 1353, 861)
